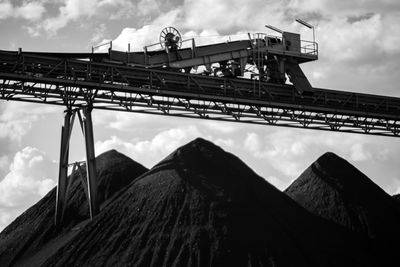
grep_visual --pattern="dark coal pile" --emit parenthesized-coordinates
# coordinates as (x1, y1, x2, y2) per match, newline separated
(285, 152, 400, 239)
(394, 194, 400, 204)
(1, 138, 381, 267)
(0, 150, 148, 267)
(1, 139, 396, 266)
(285, 152, 400, 265)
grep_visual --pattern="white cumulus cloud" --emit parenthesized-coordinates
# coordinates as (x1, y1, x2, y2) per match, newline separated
(0, 0, 46, 21)
(0, 147, 57, 231)
(95, 125, 208, 167)
(243, 129, 369, 178)
(0, 155, 9, 172)
(0, 102, 58, 142)
(0, 1, 13, 20)
(40, 0, 135, 34)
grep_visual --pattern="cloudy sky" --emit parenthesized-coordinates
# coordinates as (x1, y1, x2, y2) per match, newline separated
(1, 0, 400, 230)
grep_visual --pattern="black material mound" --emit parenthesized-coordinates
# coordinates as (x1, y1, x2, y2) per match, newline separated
(0, 149, 148, 266)
(394, 194, 400, 204)
(24, 139, 377, 267)
(285, 152, 400, 241)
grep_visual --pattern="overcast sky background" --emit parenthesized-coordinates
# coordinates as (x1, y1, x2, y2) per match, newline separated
(1, 0, 400, 230)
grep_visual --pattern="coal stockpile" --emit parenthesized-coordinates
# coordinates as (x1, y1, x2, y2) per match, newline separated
(0, 150, 148, 267)
(285, 152, 400, 239)
(0, 139, 394, 266)
(285, 152, 400, 265)
(394, 194, 400, 204)
(1, 138, 380, 267)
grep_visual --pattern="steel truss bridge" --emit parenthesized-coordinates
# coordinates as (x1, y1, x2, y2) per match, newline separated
(1, 50, 399, 136)
(1, 47, 399, 227)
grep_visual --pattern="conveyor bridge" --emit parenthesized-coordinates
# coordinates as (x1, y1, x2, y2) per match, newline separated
(0, 50, 399, 137)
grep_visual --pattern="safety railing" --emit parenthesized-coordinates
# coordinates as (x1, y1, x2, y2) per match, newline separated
(300, 40, 318, 56)
(92, 41, 112, 54)
(253, 33, 318, 57)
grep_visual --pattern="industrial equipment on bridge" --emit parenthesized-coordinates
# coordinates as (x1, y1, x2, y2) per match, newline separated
(110, 27, 317, 94)
(159, 26, 182, 51)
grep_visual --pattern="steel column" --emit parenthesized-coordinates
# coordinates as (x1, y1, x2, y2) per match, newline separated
(55, 107, 99, 227)
(82, 106, 99, 219)
(55, 109, 72, 227)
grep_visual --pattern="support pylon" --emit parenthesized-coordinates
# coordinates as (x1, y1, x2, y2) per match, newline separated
(55, 109, 72, 226)
(82, 106, 99, 218)
(54, 106, 99, 227)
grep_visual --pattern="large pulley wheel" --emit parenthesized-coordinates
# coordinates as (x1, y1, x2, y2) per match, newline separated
(159, 26, 182, 50)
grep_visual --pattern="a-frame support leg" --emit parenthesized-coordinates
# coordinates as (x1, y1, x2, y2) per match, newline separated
(82, 106, 99, 218)
(55, 110, 72, 227)
(55, 106, 99, 227)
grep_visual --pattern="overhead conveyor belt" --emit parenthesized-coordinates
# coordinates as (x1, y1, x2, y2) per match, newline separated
(0, 50, 109, 61)
(0, 50, 399, 136)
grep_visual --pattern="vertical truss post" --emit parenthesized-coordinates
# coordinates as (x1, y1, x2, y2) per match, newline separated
(55, 109, 72, 227)
(82, 106, 99, 219)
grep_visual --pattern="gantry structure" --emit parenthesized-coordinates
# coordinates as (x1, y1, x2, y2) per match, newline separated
(0, 26, 399, 226)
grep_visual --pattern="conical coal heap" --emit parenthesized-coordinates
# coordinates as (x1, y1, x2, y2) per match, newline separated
(285, 152, 400, 240)
(0, 149, 148, 266)
(37, 138, 376, 267)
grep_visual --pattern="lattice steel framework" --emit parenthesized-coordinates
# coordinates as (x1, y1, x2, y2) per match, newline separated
(0, 50, 399, 137)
